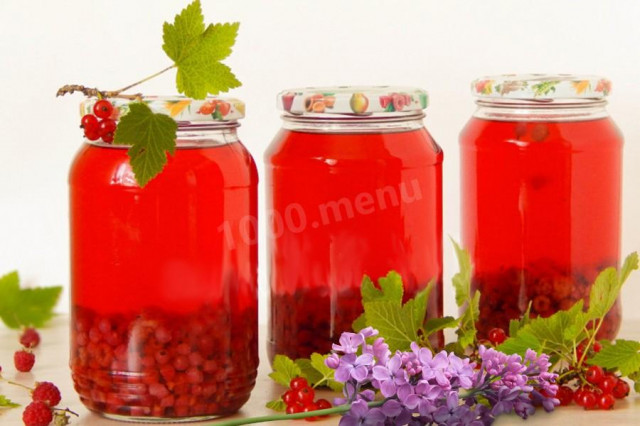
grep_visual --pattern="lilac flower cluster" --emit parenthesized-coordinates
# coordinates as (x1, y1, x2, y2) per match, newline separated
(326, 327, 559, 426)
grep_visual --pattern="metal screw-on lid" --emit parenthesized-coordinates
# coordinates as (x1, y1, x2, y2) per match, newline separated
(471, 74, 611, 100)
(277, 86, 428, 115)
(80, 96, 245, 122)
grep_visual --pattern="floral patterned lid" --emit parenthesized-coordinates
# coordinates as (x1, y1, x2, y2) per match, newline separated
(471, 74, 612, 100)
(277, 86, 428, 115)
(80, 96, 245, 122)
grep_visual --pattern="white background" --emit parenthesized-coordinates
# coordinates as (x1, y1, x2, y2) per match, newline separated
(0, 0, 639, 324)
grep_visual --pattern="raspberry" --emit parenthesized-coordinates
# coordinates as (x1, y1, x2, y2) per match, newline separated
(20, 328, 41, 348)
(22, 401, 53, 426)
(14, 349, 36, 372)
(32, 381, 62, 407)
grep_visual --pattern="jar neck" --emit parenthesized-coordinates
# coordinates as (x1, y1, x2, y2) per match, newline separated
(473, 98, 610, 122)
(281, 112, 426, 133)
(87, 121, 240, 147)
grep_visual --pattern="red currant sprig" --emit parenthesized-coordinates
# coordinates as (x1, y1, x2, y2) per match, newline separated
(80, 99, 118, 143)
(281, 377, 332, 421)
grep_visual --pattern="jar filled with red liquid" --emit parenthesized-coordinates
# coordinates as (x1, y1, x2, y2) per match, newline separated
(266, 86, 443, 360)
(69, 97, 258, 421)
(460, 74, 623, 339)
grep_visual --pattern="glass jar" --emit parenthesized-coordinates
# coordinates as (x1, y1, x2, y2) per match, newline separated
(460, 74, 623, 339)
(69, 97, 258, 421)
(266, 86, 443, 360)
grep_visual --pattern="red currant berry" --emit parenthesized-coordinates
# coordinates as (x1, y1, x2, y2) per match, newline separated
(81, 114, 99, 132)
(14, 349, 36, 372)
(598, 393, 615, 410)
(295, 387, 315, 405)
(84, 127, 100, 141)
(576, 342, 587, 360)
(20, 328, 41, 348)
(612, 380, 630, 399)
(556, 385, 574, 406)
(290, 377, 309, 391)
(315, 398, 331, 410)
(593, 341, 603, 353)
(99, 119, 117, 138)
(598, 375, 618, 394)
(585, 365, 605, 385)
(488, 328, 506, 346)
(94, 99, 114, 119)
(282, 390, 297, 406)
(578, 390, 597, 410)
(286, 404, 303, 414)
(303, 402, 319, 422)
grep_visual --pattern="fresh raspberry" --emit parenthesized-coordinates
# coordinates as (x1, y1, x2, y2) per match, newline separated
(20, 328, 41, 348)
(32, 381, 62, 407)
(22, 401, 53, 426)
(14, 349, 36, 372)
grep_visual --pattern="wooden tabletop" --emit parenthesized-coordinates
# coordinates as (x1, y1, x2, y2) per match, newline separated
(1, 316, 639, 425)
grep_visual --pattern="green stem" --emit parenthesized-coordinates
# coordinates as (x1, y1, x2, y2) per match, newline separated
(211, 401, 384, 426)
(114, 64, 177, 94)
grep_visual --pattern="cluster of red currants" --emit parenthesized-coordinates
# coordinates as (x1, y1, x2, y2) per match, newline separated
(556, 342, 631, 410)
(80, 99, 117, 143)
(281, 377, 332, 421)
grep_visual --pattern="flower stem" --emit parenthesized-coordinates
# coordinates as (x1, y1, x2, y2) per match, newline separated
(211, 401, 384, 426)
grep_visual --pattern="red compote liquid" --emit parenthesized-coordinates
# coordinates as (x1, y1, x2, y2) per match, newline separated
(460, 75, 623, 339)
(266, 87, 443, 360)
(69, 97, 258, 421)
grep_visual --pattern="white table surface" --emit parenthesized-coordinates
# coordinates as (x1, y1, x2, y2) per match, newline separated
(1, 316, 639, 425)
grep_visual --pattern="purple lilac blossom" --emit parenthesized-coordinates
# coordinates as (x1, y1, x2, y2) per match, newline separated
(326, 329, 560, 425)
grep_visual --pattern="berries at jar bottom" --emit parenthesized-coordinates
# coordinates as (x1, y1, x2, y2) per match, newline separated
(472, 261, 621, 340)
(270, 285, 442, 360)
(71, 304, 258, 419)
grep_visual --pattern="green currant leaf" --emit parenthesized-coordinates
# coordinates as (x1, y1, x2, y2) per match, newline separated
(499, 301, 587, 363)
(113, 102, 178, 187)
(455, 290, 480, 349)
(587, 252, 638, 320)
(0, 395, 20, 408)
(588, 339, 640, 377)
(508, 302, 532, 338)
(0, 271, 62, 329)
(356, 272, 431, 352)
(451, 239, 472, 307)
(265, 398, 286, 412)
(163, 0, 241, 99)
(424, 316, 459, 335)
(268, 355, 302, 387)
(295, 353, 343, 392)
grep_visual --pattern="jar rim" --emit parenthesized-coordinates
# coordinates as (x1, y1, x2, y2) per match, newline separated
(277, 86, 428, 116)
(80, 95, 245, 123)
(471, 74, 611, 101)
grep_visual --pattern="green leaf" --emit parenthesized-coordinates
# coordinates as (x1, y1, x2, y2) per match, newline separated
(361, 271, 404, 303)
(310, 353, 343, 392)
(456, 290, 480, 349)
(268, 355, 301, 387)
(295, 358, 324, 385)
(113, 102, 178, 187)
(508, 302, 532, 338)
(497, 330, 542, 355)
(451, 239, 472, 307)
(363, 299, 421, 352)
(424, 316, 459, 335)
(265, 398, 286, 412)
(0, 271, 62, 329)
(589, 339, 640, 376)
(163, 0, 241, 99)
(587, 252, 638, 320)
(499, 301, 587, 362)
(0, 395, 20, 408)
